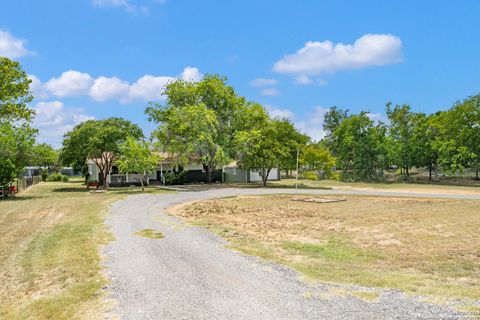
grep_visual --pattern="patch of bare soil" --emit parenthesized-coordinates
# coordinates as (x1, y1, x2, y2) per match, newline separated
(169, 195, 480, 305)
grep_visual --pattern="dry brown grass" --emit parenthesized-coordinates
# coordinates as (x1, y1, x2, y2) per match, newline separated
(170, 195, 480, 306)
(267, 178, 480, 195)
(0, 179, 168, 320)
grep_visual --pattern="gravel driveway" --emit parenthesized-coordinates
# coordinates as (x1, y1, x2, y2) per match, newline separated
(105, 188, 474, 319)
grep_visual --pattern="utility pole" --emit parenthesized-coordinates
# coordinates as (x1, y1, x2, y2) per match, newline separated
(295, 147, 299, 193)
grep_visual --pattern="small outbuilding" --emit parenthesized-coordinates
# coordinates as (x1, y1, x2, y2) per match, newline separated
(222, 162, 281, 183)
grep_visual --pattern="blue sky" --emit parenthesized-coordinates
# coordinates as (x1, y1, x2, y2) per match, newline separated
(1, 0, 479, 146)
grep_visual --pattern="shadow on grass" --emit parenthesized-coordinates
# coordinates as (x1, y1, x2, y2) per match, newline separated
(232, 183, 332, 190)
(108, 188, 168, 195)
(52, 187, 88, 193)
(0, 195, 44, 201)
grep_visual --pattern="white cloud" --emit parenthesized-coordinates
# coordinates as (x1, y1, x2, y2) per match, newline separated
(0, 30, 33, 59)
(261, 88, 281, 96)
(28, 75, 49, 99)
(44, 70, 94, 97)
(251, 78, 278, 87)
(294, 75, 313, 85)
(274, 34, 402, 76)
(266, 105, 328, 141)
(129, 75, 174, 101)
(295, 107, 329, 141)
(89, 76, 130, 102)
(92, 0, 142, 13)
(265, 105, 295, 120)
(31, 66, 202, 103)
(92, 0, 165, 14)
(181, 67, 203, 82)
(33, 101, 94, 147)
(317, 78, 327, 86)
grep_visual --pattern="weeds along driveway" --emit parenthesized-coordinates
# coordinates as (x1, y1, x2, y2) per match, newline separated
(104, 188, 473, 320)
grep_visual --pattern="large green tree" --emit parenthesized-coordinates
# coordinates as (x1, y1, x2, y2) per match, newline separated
(0, 57, 37, 185)
(0, 57, 34, 123)
(440, 95, 480, 179)
(60, 118, 143, 188)
(146, 75, 264, 183)
(236, 119, 303, 186)
(32, 143, 58, 169)
(386, 103, 418, 179)
(300, 144, 336, 179)
(329, 111, 387, 182)
(117, 137, 161, 191)
(0, 123, 37, 184)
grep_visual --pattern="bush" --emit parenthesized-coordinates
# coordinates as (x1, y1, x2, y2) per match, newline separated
(46, 173, 69, 182)
(163, 171, 186, 185)
(41, 169, 49, 182)
(328, 171, 340, 181)
(0, 159, 16, 185)
(302, 171, 319, 181)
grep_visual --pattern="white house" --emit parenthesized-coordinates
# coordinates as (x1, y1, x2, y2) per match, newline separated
(86, 153, 222, 186)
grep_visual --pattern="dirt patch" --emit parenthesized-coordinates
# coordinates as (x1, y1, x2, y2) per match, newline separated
(169, 194, 480, 307)
(290, 197, 347, 203)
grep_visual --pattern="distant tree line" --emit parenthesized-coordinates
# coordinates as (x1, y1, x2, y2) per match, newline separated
(322, 96, 480, 182)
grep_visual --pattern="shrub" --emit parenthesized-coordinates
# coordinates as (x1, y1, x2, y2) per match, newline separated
(41, 169, 49, 182)
(328, 171, 340, 181)
(302, 171, 319, 181)
(163, 171, 186, 185)
(46, 173, 69, 182)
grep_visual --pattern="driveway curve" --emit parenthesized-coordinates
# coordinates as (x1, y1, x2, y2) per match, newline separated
(105, 188, 475, 319)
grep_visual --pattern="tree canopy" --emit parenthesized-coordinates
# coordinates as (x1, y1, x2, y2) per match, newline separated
(0, 57, 37, 185)
(32, 143, 58, 169)
(236, 118, 303, 186)
(326, 112, 387, 182)
(60, 117, 143, 188)
(117, 137, 161, 191)
(146, 74, 267, 183)
(0, 57, 34, 123)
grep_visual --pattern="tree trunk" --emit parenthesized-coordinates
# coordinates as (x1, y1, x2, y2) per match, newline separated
(429, 162, 432, 181)
(206, 164, 214, 184)
(476, 167, 479, 180)
(261, 168, 271, 187)
(103, 171, 109, 189)
(140, 175, 144, 192)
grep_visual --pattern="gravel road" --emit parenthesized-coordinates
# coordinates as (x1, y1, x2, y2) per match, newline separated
(105, 188, 475, 319)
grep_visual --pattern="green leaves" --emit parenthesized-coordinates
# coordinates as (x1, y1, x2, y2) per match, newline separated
(0, 57, 36, 184)
(236, 119, 303, 185)
(0, 122, 37, 184)
(326, 112, 387, 182)
(146, 75, 261, 182)
(300, 145, 336, 178)
(0, 57, 34, 123)
(60, 118, 143, 187)
(117, 137, 160, 179)
(32, 143, 58, 168)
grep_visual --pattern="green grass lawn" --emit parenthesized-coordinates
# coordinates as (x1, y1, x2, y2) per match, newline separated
(0, 178, 168, 320)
